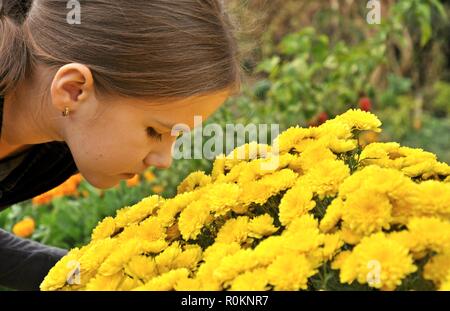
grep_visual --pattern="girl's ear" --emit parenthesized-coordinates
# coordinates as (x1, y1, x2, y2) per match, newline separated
(50, 63, 94, 110)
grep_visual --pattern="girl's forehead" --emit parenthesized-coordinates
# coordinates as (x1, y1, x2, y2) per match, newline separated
(120, 89, 230, 130)
(127, 89, 230, 112)
(162, 89, 229, 107)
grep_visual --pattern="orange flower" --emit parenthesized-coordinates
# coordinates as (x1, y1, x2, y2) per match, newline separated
(126, 174, 140, 187)
(151, 185, 164, 194)
(32, 174, 83, 205)
(12, 217, 36, 238)
(144, 171, 156, 182)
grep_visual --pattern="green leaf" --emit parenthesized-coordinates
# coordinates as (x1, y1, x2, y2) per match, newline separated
(429, 0, 448, 19)
(256, 56, 280, 75)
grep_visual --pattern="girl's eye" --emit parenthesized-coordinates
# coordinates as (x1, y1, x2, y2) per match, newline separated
(146, 127, 163, 141)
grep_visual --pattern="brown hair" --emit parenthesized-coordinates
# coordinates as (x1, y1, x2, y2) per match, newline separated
(0, 0, 241, 99)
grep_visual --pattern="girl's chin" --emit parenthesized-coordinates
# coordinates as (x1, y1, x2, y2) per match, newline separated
(82, 174, 121, 189)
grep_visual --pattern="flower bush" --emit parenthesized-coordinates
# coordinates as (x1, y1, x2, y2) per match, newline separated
(31, 172, 155, 207)
(41, 109, 450, 291)
(32, 174, 84, 206)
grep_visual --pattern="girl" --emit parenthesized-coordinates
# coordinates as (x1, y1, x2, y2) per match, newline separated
(0, 0, 240, 290)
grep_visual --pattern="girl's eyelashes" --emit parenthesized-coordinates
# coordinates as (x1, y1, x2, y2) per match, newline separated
(146, 127, 163, 141)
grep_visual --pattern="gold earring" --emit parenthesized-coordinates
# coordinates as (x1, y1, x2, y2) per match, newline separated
(62, 107, 70, 117)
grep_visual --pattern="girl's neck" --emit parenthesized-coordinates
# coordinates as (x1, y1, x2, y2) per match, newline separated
(1, 66, 65, 146)
(0, 142, 33, 161)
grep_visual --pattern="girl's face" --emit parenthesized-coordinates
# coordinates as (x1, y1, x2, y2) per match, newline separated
(64, 89, 230, 189)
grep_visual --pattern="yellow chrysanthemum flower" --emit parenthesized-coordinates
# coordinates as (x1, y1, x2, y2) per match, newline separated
(99, 239, 166, 276)
(297, 159, 350, 199)
(154, 242, 183, 274)
(282, 215, 324, 254)
(423, 253, 450, 287)
(177, 171, 212, 194)
(202, 183, 241, 216)
(279, 184, 316, 226)
(360, 143, 444, 179)
(339, 233, 417, 290)
(225, 142, 272, 167)
(228, 268, 269, 291)
(341, 190, 392, 235)
(114, 195, 162, 227)
(40, 247, 86, 291)
(173, 245, 203, 271)
(125, 255, 157, 281)
(319, 197, 343, 233)
(213, 249, 260, 284)
(91, 217, 116, 241)
(239, 169, 298, 206)
(216, 217, 250, 244)
(178, 202, 212, 240)
(273, 126, 316, 154)
(413, 181, 450, 219)
(439, 270, 450, 291)
(157, 190, 201, 227)
(86, 271, 125, 291)
(295, 140, 337, 170)
(332, 109, 382, 132)
(134, 269, 190, 291)
(331, 251, 352, 270)
(248, 214, 278, 239)
(321, 233, 344, 261)
(406, 217, 450, 254)
(338, 226, 364, 245)
(267, 254, 316, 290)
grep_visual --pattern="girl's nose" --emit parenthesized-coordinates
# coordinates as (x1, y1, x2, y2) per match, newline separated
(143, 134, 177, 169)
(144, 149, 173, 169)
(151, 155, 173, 169)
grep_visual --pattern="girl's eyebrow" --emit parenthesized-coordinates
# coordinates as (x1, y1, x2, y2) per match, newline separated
(152, 119, 175, 131)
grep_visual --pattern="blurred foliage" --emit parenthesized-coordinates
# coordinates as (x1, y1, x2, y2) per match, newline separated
(228, 0, 449, 85)
(428, 81, 450, 116)
(254, 26, 385, 121)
